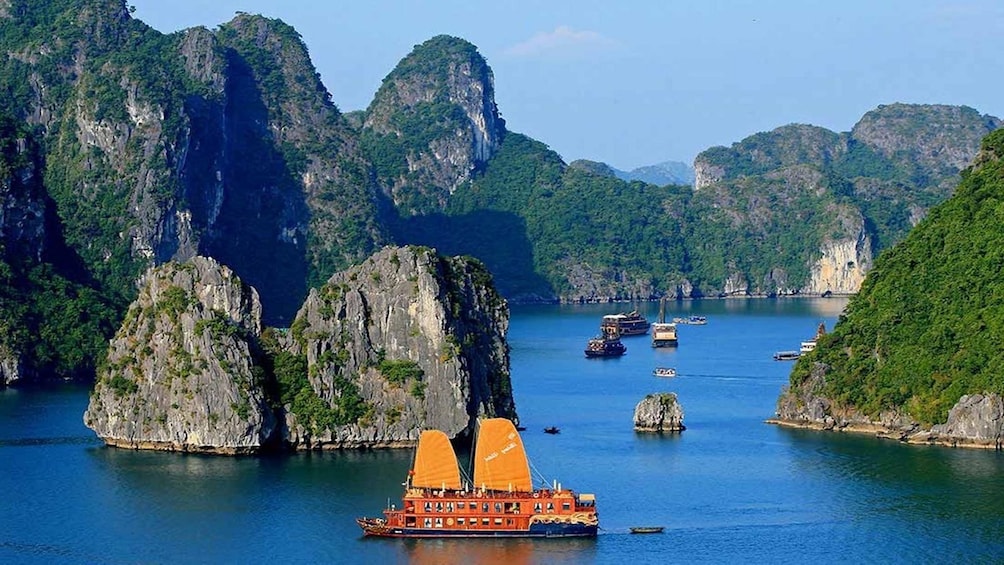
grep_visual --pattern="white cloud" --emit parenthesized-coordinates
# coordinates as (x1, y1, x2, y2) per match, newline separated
(503, 25, 616, 57)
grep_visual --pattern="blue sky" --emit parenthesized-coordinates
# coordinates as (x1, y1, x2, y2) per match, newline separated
(129, 0, 1004, 170)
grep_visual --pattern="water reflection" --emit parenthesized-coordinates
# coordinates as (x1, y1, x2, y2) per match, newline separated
(400, 537, 597, 564)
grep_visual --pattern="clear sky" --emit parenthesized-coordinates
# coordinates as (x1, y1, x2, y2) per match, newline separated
(128, 0, 1004, 170)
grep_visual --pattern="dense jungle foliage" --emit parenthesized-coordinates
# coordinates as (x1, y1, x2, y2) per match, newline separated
(789, 129, 1004, 425)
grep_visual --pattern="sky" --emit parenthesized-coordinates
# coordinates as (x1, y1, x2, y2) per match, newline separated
(128, 0, 1004, 171)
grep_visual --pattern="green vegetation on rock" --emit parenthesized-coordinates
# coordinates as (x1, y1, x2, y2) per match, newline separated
(789, 129, 1004, 425)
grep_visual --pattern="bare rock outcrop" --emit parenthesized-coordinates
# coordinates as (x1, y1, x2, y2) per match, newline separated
(84, 256, 275, 454)
(284, 245, 514, 448)
(634, 393, 685, 433)
(804, 210, 873, 295)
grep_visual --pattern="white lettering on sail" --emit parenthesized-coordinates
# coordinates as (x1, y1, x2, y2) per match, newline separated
(484, 452, 498, 461)
(501, 442, 516, 454)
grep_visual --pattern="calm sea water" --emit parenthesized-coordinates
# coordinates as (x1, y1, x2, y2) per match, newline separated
(3, 298, 1004, 564)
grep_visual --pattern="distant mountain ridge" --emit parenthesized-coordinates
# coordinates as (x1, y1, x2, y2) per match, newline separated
(568, 159, 695, 186)
(615, 160, 695, 186)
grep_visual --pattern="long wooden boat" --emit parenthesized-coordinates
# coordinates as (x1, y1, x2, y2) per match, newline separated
(356, 419, 599, 538)
(630, 526, 665, 534)
(584, 335, 626, 358)
(601, 311, 650, 336)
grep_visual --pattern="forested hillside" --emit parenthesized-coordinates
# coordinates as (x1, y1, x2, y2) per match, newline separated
(788, 129, 1004, 425)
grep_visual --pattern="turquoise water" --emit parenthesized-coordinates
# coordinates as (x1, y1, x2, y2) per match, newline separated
(3, 298, 1004, 564)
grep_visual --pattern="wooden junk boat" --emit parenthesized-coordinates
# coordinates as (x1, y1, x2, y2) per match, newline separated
(585, 323, 627, 358)
(584, 332, 626, 358)
(356, 418, 599, 538)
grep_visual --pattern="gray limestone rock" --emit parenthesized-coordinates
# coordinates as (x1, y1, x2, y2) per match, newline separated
(929, 394, 1004, 447)
(285, 245, 515, 448)
(634, 393, 685, 433)
(84, 256, 274, 454)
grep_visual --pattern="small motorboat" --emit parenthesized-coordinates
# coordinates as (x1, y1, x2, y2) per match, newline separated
(652, 367, 677, 378)
(630, 526, 664, 534)
(543, 426, 561, 434)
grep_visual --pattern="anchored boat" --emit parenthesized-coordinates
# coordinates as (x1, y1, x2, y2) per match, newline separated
(600, 311, 650, 336)
(356, 418, 599, 538)
(651, 298, 679, 348)
(585, 323, 626, 358)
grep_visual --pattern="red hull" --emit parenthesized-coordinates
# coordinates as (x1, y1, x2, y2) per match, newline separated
(358, 488, 598, 539)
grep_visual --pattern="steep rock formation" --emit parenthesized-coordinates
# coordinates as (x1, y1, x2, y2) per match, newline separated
(84, 246, 517, 453)
(804, 209, 873, 295)
(634, 393, 685, 432)
(284, 245, 514, 448)
(0, 124, 47, 385)
(363, 35, 505, 214)
(1, 3, 389, 325)
(84, 256, 275, 453)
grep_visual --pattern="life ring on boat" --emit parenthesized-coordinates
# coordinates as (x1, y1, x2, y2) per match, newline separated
(533, 492, 540, 498)
(475, 492, 483, 498)
(447, 518, 454, 526)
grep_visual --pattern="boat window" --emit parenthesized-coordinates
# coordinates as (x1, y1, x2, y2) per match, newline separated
(457, 518, 465, 525)
(534, 503, 542, 512)
(481, 518, 489, 525)
(494, 518, 502, 525)
(457, 502, 465, 509)
(446, 502, 453, 512)
(494, 502, 502, 513)
(436, 502, 443, 512)
(406, 517, 416, 527)
(562, 503, 571, 510)
(547, 503, 554, 511)
(435, 518, 442, 528)
(482, 502, 489, 513)
(424, 502, 431, 512)
(424, 518, 431, 527)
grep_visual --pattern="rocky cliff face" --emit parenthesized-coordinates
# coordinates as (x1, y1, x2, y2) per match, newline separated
(771, 363, 1004, 449)
(84, 256, 276, 453)
(804, 210, 873, 295)
(1, 3, 389, 325)
(363, 35, 505, 214)
(0, 124, 47, 385)
(284, 245, 514, 448)
(84, 246, 516, 453)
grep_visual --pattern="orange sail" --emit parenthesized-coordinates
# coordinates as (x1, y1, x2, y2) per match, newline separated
(412, 430, 462, 490)
(473, 418, 532, 492)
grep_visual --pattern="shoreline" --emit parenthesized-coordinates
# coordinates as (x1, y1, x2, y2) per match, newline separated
(765, 418, 1004, 450)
